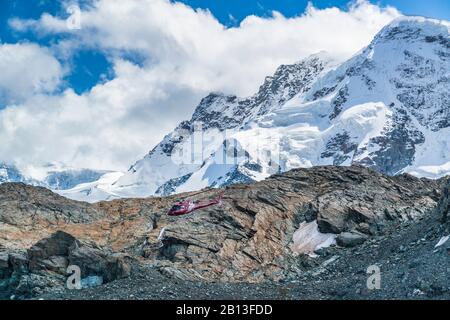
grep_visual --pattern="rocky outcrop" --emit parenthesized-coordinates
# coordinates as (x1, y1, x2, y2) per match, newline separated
(0, 183, 103, 226)
(0, 166, 446, 298)
(336, 232, 368, 247)
(436, 179, 450, 222)
(0, 231, 133, 299)
(143, 166, 441, 282)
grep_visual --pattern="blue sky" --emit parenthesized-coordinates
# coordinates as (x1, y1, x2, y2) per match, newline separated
(0, 0, 448, 94)
(180, 0, 450, 25)
(0, 0, 111, 94)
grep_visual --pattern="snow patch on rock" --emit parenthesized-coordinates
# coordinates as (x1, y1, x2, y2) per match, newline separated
(291, 220, 336, 257)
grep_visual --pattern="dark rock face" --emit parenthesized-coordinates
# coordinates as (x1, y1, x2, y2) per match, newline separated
(254, 57, 328, 116)
(330, 86, 349, 119)
(379, 22, 450, 133)
(436, 180, 450, 222)
(336, 232, 368, 247)
(321, 132, 358, 165)
(27, 231, 76, 273)
(155, 173, 193, 196)
(357, 107, 425, 175)
(394, 49, 450, 132)
(219, 165, 256, 187)
(0, 231, 133, 299)
(68, 241, 133, 283)
(0, 251, 9, 279)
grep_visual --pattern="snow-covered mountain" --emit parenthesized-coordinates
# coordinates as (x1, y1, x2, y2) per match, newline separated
(57, 17, 450, 202)
(0, 162, 111, 193)
(0, 163, 32, 184)
(44, 168, 110, 191)
(107, 51, 339, 196)
(56, 171, 124, 202)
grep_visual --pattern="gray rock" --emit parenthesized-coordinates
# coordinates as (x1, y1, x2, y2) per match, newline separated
(68, 241, 133, 283)
(336, 232, 368, 248)
(28, 231, 76, 271)
(1, 231, 134, 298)
(435, 180, 450, 222)
(0, 251, 9, 278)
(8, 251, 28, 272)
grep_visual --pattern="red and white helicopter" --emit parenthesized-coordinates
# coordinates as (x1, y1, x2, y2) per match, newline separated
(167, 192, 224, 216)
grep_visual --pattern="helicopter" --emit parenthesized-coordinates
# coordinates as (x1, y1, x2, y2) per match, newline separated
(167, 192, 224, 216)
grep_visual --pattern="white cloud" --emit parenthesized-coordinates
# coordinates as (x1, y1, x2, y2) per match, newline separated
(1, 0, 401, 171)
(9, 14, 67, 34)
(0, 43, 63, 105)
(0, 58, 201, 170)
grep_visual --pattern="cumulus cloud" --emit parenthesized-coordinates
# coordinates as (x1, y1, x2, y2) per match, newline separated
(1, 0, 401, 171)
(0, 58, 201, 170)
(0, 43, 63, 105)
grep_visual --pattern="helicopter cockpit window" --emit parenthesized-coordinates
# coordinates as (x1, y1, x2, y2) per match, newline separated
(171, 205, 183, 211)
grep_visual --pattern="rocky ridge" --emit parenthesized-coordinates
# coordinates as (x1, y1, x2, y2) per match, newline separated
(0, 166, 449, 299)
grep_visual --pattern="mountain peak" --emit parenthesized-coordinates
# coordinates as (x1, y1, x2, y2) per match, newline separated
(57, 16, 450, 201)
(373, 16, 450, 44)
(389, 15, 450, 28)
